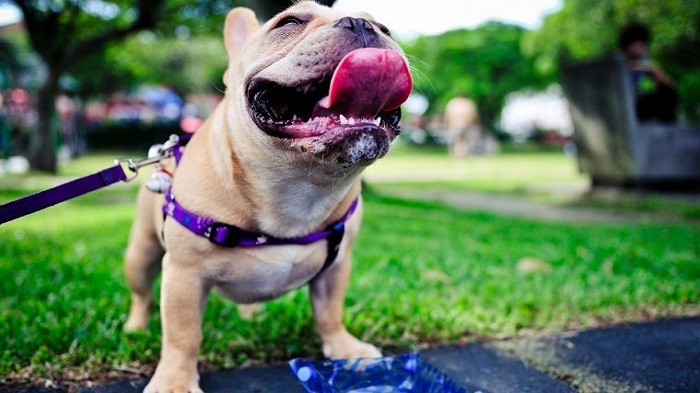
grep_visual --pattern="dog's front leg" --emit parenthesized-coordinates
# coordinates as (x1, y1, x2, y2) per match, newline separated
(310, 255, 381, 360)
(145, 253, 209, 393)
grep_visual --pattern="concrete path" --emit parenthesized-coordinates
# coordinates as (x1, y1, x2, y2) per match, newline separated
(3, 317, 697, 393)
(378, 187, 685, 224)
(436, 316, 700, 393)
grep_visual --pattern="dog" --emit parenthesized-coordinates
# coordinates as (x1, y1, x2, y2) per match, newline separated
(121, 1, 412, 392)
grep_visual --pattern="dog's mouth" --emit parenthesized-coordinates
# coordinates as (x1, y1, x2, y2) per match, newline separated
(247, 48, 412, 140)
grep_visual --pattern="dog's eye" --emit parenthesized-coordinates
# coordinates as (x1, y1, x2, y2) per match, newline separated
(376, 23, 392, 37)
(276, 16, 304, 28)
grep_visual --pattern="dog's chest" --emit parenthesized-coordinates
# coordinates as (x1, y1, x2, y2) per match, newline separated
(208, 242, 327, 302)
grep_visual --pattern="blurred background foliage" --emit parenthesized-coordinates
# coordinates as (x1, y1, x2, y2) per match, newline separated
(2, 0, 697, 112)
(404, 23, 551, 129)
(523, 0, 700, 122)
(0, 0, 333, 171)
(0, 0, 699, 170)
(406, 0, 700, 126)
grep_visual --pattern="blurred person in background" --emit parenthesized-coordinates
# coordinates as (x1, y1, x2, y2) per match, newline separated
(619, 22, 678, 123)
(444, 95, 479, 158)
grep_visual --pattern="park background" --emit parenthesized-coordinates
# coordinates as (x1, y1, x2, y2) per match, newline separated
(0, 0, 698, 388)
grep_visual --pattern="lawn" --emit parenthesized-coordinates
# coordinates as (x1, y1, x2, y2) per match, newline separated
(1, 145, 698, 384)
(364, 143, 589, 193)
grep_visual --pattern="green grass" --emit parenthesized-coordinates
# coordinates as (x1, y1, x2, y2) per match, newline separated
(364, 143, 589, 193)
(1, 147, 699, 383)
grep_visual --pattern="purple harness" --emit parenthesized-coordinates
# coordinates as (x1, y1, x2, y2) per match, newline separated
(162, 140, 357, 278)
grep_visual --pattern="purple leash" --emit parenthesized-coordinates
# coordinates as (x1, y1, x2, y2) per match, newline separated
(0, 164, 128, 225)
(0, 134, 184, 226)
(1, 131, 354, 278)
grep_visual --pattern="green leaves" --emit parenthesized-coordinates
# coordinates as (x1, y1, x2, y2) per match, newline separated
(402, 23, 549, 128)
(105, 33, 227, 94)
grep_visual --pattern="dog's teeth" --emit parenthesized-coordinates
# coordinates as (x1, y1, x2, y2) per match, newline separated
(374, 117, 381, 126)
(339, 114, 349, 125)
(348, 117, 356, 125)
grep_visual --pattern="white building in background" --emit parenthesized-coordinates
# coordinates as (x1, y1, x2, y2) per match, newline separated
(500, 84, 573, 140)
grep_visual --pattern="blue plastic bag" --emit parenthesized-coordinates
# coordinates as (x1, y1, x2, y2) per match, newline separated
(288, 353, 469, 393)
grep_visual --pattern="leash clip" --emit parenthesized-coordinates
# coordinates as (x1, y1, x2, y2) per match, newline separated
(113, 158, 140, 182)
(114, 135, 181, 182)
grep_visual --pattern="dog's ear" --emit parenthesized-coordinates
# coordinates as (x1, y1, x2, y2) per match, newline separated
(223, 7, 260, 84)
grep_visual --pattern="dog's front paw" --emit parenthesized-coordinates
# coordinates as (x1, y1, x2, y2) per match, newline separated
(144, 367, 202, 393)
(321, 329, 382, 359)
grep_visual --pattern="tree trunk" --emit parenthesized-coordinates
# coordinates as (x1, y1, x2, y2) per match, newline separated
(28, 68, 59, 173)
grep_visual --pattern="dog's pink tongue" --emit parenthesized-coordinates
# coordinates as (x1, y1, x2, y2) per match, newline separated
(314, 48, 412, 118)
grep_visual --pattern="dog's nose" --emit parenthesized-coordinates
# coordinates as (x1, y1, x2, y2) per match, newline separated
(334, 16, 379, 47)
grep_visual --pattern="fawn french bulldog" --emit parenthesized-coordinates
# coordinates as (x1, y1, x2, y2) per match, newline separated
(122, 1, 411, 391)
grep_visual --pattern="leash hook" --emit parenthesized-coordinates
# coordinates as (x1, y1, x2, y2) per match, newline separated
(114, 135, 181, 182)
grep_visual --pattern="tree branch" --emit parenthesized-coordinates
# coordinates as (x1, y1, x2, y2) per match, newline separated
(60, 0, 166, 66)
(63, 1, 84, 43)
(11, 1, 50, 61)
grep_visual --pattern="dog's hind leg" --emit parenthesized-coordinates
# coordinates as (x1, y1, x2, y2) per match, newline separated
(124, 187, 165, 331)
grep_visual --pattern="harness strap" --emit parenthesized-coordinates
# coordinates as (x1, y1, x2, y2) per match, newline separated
(164, 190, 358, 278)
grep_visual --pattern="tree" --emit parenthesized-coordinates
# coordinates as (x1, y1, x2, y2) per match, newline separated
(403, 22, 550, 130)
(0, 37, 27, 89)
(6, 0, 336, 173)
(106, 34, 228, 96)
(5, 0, 170, 172)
